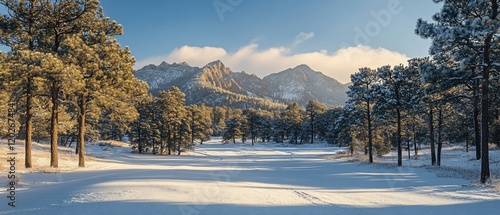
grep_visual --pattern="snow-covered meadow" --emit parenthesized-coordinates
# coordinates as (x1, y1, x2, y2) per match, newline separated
(1, 138, 500, 215)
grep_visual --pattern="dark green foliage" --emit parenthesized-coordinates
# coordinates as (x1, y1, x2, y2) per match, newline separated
(305, 100, 328, 144)
(187, 104, 213, 144)
(223, 113, 244, 143)
(283, 103, 303, 144)
(211, 106, 228, 136)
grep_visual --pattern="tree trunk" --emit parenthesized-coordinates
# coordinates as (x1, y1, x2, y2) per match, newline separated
(137, 122, 143, 154)
(407, 138, 411, 160)
(350, 141, 354, 155)
(397, 107, 402, 167)
(151, 132, 156, 154)
(437, 108, 443, 167)
(24, 14, 36, 169)
(429, 105, 436, 166)
(50, 81, 59, 168)
(78, 96, 86, 167)
(473, 79, 481, 160)
(75, 140, 79, 154)
(25, 76, 33, 168)
(496, 111, 500, 148)
(465, 125, 469, 153)
(481, 74, 490, 183)
(191, 120, 195, 144)
(480, 0, 497, 183)
(367, 100, 373, 163)
(311, 120, 314, 144)
(413, 116, 418, 160)
(168, 129, 172, 155)
(160, 139, 164, 155)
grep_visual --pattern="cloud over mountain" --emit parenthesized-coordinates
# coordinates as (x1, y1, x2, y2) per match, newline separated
(134, 44, 409, 84)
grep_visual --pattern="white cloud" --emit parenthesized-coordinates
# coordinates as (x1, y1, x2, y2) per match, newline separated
(134, 44, 409, 84)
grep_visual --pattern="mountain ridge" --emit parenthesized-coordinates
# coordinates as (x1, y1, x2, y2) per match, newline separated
(134, 60, 349, 109)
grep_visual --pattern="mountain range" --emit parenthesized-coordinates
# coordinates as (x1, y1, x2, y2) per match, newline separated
(134, 60, 349, 109)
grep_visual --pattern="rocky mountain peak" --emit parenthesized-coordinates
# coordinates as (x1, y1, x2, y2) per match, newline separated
(159, 61, 169, 66)
(134, 60, 349, 108)
(206, 60, 225, 68)
(294, 64, 313, 71)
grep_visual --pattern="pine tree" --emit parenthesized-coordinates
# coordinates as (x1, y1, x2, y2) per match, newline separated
(130, 96, 153, 154)
(222, 109, 246, 144)
(2, 0, 102, 168)
(187, 104, 212, 144)
(305, 100, 327, 144)
(177, 111, 192, 154)
(7, 51, 64, 166)
(346, 68, 379, 163)
(283, 103, 302, 144)
(256, 110, 273, 142)
(324, 107, 346, 146)
(40, 0, 99, 168)
(272, 111, 287, 143)
(0, 52, 15, 137)
(211, 106, 227, 136)
(1, 0, 46, 168)
(244, 108, 259, 145)
(375, 64, 420, 166)
(62, 5, 146, 166)
(158, 87, 188, 155)
(416, 0, 500, 183)
(223, 115, 242, 144)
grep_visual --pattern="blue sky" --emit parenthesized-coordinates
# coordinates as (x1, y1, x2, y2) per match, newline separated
(2, 0, 443, 83)
(100, 0, 437, 57)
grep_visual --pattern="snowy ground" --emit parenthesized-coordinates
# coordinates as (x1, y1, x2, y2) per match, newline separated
(351, 144, 500, 189)
(1, 138, 500, 215)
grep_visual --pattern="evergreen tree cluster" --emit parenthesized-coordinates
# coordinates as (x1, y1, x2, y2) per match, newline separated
(0, 0, 147, 168)
(220, 100, 330, 145)
(129, 87, 339, 153)
(324, 0, 500, 184)
(129, 87, 213, 155)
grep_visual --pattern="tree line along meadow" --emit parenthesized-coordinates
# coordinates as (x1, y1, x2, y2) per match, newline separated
(1, 0, 499, 184)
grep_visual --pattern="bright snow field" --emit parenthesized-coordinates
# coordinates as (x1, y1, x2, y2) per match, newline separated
(1, 138, 499, 215)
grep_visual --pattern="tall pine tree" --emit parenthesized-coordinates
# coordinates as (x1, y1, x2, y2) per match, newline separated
(1, 0, 46, 168)
(346, 68, 379, 163)
(416, 0, 500, 183)
(305, 100, 327, 144)
(283, 103, 302, 144)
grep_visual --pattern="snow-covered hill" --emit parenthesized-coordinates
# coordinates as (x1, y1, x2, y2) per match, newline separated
(262, 64, 348, 106)
(134, 61, 349, 108)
